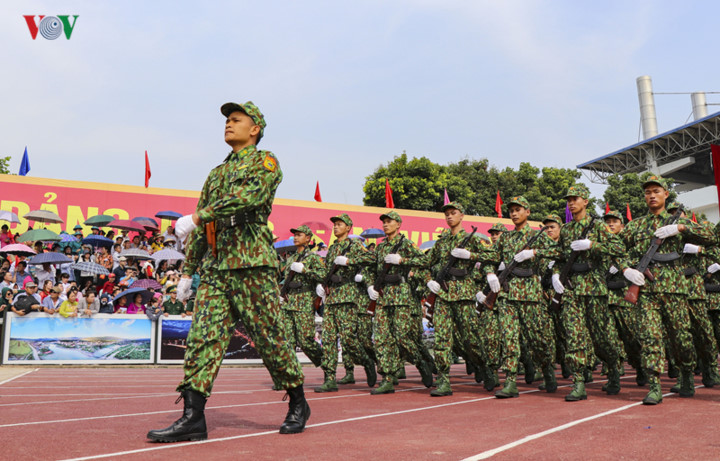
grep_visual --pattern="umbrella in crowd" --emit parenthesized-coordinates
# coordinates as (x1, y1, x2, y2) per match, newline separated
(72, 261, 109, 275)
(360, 228, 385, 239)
(17, 229, 61, 243)
(0, 210, 20, 223)
(131, 278, 163, 291)
(301, 220, 331, 232)
(107, 219, 147, 233)
(348, 235, 365, 241)
(151, 248, 186, 261)
(23, 209, 64, 224)
(84, 214, 116, 226)
(120, 248, 153, 260)
(274, 237, 296, 253)
(114, 287, 153, 305)
(27, 252, 73, 265)
(0, 244, 36, 256)
(60, 232, 76, 243)
(316, 250, 328, 258)
(82, 235, 114, 248)
(419, 240, 436, 250)
(133, 216, 159, 227)
(155, 211, 183, 220)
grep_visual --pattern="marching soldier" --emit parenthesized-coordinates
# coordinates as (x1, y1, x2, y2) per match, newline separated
(620, 176, 715, 404)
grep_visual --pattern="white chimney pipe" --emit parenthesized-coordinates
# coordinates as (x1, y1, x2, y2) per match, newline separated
(636, 76, 658, 139)
(691, 92, 708, 120)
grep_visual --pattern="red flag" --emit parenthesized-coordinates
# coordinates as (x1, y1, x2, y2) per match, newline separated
(605, 202, 611, 214)
(626, 203, 632, 221)
(712, 145, 720, 215)
(144, 150, 151, 188)
(495, 190, 503, 218)
(314, 181, 322, 202)
(692, 212, 697, 223)
(385, 178, 394, 208)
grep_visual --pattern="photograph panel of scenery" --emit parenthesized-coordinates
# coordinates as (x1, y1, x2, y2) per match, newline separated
(1, 313, 156, 364)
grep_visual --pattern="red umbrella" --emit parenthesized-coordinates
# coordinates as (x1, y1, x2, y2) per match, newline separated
(107, 219, 147, 233)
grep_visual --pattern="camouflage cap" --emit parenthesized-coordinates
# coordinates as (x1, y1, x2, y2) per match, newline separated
(330, 213, 353, 227)
(220, 101, 267, 141)
(641, 175, 667, 190)
(564, 184, 590, 199)
(488, 222, 508, 233)
(290, 224, 313, 237)
(441, 201, 465, 214)
(665, 201, 682, 211)
(542, 214, 563, 225)
(507, 196, 530, 209)
(379, 210, 402, 223)
(603, 210, 624, 223)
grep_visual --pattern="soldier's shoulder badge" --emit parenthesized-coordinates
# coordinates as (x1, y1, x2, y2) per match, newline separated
(262, 155, 277, 172)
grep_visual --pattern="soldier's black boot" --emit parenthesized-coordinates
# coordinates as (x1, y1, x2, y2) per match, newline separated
(635, 367, 648, 387)
(523, 360, 536, 384)
(642, 372, 662, 405)
(670, 373, 682, 393)
(280, 385, 311, 434)
(147, 389, 208, 442)
(417, 360, 434, 388)
(364, 361, 377, 387)
(604, 364, 621, 395)
(702, 366, 720, 388)
(396, 367, 406, 380)
(541, 364, 557, 393)
(583, 367, 594, 384)
(430, 373, 453, 397)
(484, 368, 500, 392)
(667, 359, 679, 379)
(679, 368, 695, 398)
(561, 361, 571, 379)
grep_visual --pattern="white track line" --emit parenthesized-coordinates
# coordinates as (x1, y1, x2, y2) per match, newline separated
(0, 368, 38, 385)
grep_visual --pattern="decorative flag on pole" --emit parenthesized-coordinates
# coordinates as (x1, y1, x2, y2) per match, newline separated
(626, 203, 632, 221)
(692, 212, 697, 223)
(385, 178, 394, 208)
(605, 202, 611, 214)
(495, 190, 503, 218)
(711, 145, 720, 216)
(18, 147, 30, 176)
(565, 203, 573, 223)
(314, 181, 322, 202)
(144, 150, 151, 188)
(443, 188, 450, 206)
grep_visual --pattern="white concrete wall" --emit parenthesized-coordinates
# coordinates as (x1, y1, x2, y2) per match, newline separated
(678, 186, 720, 223)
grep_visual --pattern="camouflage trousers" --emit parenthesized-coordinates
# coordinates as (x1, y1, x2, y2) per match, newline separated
(178, 268, 304, 397)
(636, 292, 696, 374)
(708, 310, 720, 354)
(320, 302, 372, 377)
(497, 299, 555, 374)
(548, 301, 567, 366)
(375, 303, 423, 375)
(433, 298, 485, 375)
(477, 306, 501, 370)
(584, 296, 623, 370)
(609, 302, 642, 370)
(341, 311, 376, 372)
(688, 299, 719, 370)
(558, 292, 594, 373)
(281, 307, 323, 367)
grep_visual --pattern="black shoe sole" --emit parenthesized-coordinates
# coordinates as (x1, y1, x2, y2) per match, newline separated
(564, 395, 587, 401)
(147, 432, 208, 443)
(370, 390, 395, 395)
(494, 392, 519, 399)
(642, 399, 661, 405)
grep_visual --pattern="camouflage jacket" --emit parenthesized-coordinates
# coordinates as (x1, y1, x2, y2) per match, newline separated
(554, 215, 624, 297)
(482, 225, 559, 303)
(281, 249, 325, 312)
(621, 211, 715, 295)
(323, 237, 373, 306)
(703, 246, 720, 309)
(421, 228, 485, 302)
(366, 234, 426, 307)
(184, 145, 281, 275)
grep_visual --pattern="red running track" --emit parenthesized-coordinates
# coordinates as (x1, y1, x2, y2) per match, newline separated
(0, 364, 718, 460)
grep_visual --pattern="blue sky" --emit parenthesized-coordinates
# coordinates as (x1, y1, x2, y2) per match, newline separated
(11, 316, 152, 339)
(2, 1, 719, 206)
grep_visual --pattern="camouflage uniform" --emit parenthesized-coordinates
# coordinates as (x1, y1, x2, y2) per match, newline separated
(703, 236, 720, 358)
(179, 138, 303, 396)
(280, 228, 325, 368)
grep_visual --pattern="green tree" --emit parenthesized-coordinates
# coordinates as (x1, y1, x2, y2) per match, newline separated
(0, 156, 10, 174)
(603, 172, 677, 220)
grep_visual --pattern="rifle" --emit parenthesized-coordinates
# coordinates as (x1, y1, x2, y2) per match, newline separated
(624, 206, 684, 304)
(482, 226, 548, 309)
(366, 234, 406, 315)
(424, 226, 478, 321)
(314, 240, 352, 311)
(280, 247, 310, 302)
(550, 215, 598, 310)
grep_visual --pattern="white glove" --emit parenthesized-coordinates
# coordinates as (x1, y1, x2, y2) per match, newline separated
(176, 276, 193, 301)
(476, 291, 487, 303)
(367, 285, 379, 300)
(354, 273, 363, 282)
(384, 254, 402, 265)
(623, 268, 646, 286)
(279, 296, 285, 305)
(708, 263, 720, 274)
(548, 261, 555, 269)
(654, 224, 679, 239)
(487, 273, 501, 293)
(570, 239, 592, 251)
(551, 274, 564, 294)
(175, 215, 197, 240)
(334, 256, 349, 266)
(427, 280, 441, 294)
(290, 262, 304, 273)
(451, 248, 471, 259)
(514, 249, 535, 262)
(683, 243, 700, 254)
(315, 284, 326, 298)
(498, 262, 506, 271)
(609, 265, 619, 275)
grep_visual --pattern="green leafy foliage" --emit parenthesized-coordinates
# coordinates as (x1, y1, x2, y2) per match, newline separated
(0, 156, 10, 175)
